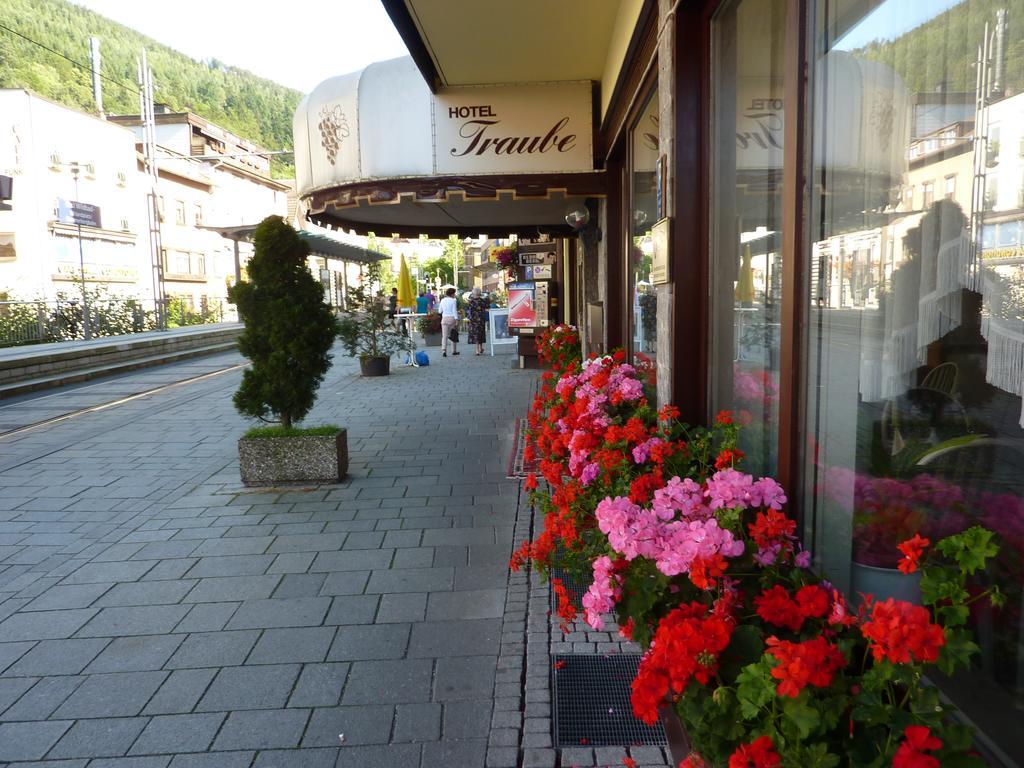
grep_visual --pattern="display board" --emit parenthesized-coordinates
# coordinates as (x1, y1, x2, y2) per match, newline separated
(489, 308, 516, 356)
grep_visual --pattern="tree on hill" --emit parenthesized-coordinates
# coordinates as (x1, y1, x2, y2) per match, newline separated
(0, 0, 302, 177)
(228, 217, 339, 430)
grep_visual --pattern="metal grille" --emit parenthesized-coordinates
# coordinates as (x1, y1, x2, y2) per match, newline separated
(549, 568, 589, 611)
(507, 417, 536, 478)
(552, 654, 667, 747)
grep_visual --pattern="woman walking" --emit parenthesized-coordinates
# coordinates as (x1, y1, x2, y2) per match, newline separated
(438, 287, 460, 357)
(467, 286, 488, 355)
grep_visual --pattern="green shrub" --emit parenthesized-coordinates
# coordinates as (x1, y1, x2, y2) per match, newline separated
(228, 217, 339, 429)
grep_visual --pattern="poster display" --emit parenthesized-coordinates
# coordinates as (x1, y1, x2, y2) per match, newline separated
(508, 282, 536, 328)
(488, 308, 516, 356)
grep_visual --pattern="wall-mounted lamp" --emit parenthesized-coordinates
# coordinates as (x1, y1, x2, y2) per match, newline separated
(565, 202, 600, 247)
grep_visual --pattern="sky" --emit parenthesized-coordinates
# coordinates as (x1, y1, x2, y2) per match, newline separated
(71, 0, 410, 94)
(835, 0, 962, 50)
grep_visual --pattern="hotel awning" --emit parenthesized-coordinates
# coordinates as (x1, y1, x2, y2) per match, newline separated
(293, 57, 605, 237)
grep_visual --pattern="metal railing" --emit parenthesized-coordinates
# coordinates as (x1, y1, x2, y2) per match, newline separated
(0, 296, 233, 348)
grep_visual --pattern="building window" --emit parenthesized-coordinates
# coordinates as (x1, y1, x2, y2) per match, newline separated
(710, 0, 786, 476)
(194, 205, 203, 226)
(903, 186, 914, 209)
(627, 86, 659, 388)
(174, 251, 189, 274)
(804, 0, 1024, 756)
(174, 200, 186, 226)
(922, 180, 934, 208)
(194, 254, 206, 276)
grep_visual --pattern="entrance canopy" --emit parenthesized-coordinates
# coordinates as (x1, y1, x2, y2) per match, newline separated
(293, 57, 604, 237)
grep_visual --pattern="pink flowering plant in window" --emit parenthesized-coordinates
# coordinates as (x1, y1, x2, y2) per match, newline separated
(514, 346, 1005, 767)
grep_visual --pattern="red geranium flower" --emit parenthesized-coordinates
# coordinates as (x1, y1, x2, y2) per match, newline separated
(716, 410, 734, 426)
(689, 553, 728, 590)
(861, 599, 945, 664)
(630, 603, 734, 724)
(629, 469, 664, 505)
(765, 635, 846, 697)
(897, 534, 930, 574)
(748, 510, 796, 549)
(715, 447, 745, 469)
(893, 725, 943, 768)
(795, 585, 830, 619)
(728, 735, 781, 767)
(754, 585, 804, 632)
(524, 473, 538, 491)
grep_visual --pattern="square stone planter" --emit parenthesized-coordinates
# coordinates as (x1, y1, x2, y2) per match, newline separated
(422, 331, 442, 347)
(238, 429, 348, 486)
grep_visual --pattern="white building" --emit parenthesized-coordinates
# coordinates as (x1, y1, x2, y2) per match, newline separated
(0, 89, 151, 302)
(109, 109, 290, 311)
(0, 91, 290, 314)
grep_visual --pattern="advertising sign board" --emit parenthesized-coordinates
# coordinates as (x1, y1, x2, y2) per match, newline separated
(508, 282, 537, 328)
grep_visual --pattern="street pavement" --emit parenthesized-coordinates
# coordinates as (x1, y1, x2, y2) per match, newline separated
(0, 343, 533, 767)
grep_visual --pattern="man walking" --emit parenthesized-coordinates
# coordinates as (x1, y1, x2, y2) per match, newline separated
(438, 287, 460, 357)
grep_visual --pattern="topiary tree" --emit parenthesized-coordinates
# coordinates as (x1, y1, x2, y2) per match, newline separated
(228, 216, 339, 429)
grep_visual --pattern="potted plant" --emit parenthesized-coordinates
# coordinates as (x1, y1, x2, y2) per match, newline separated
(227, 217, 345, 485)
(336, 262, 413, 376)
(416, 312, 443, 346)
(512, 339, 1005, 768)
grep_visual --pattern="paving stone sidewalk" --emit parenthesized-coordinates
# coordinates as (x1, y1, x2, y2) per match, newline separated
(0, 344, 535, 767)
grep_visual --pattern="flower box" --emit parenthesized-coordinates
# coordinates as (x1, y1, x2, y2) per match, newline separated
(238, 428, 347, 485)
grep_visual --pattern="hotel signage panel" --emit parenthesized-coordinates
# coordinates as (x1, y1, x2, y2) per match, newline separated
(433, 81, 593, 175)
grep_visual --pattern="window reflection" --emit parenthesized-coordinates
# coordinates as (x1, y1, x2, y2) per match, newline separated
(711, 0, 786, 476)
(630, 87, 659, 391)
(805, 1, 1024, 760)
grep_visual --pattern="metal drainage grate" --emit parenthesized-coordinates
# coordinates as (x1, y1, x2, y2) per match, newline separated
(552, 654, 667, 747)
(549, 568, 589, 611)
(507, 417, 537, 479)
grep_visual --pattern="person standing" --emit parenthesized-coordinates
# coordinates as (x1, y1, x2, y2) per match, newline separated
(426, 287, 437, 313)
(416, 291, 429, 315)
(467, 286, 488, 355)
(438, 287, 460, 357)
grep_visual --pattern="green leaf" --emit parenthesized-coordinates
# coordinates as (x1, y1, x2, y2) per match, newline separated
(781, 695, 820, 739)
(736, 660, 775, 720)
(937, 604, 969, 628)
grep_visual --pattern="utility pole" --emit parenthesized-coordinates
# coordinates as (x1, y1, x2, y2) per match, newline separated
(69, 162, 92, 340)
(138, 49, 166, 329)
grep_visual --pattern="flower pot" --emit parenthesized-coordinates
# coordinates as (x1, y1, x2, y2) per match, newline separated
(850, 561, 921, 603)
(359, 355, 390, 377)
(661, 706, 693, 767)
(238, 429, 348, 486)
(422, 331, 442, 347)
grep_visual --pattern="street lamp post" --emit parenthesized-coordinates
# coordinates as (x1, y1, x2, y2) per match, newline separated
(69, 162, 92, 340)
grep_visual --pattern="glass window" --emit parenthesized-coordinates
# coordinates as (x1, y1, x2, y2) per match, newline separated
(805, 1, 1024, 760)
(174, 200, 186, 226)
(922, 180, 935, 208)
(628, 86, 660, 390)
(710, 0, 786, 476)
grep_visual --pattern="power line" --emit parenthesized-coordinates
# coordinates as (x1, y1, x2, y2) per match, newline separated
(0, 21, 143, 97)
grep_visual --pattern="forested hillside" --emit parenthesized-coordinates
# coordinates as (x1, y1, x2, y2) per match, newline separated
(856, 0, 1024, 95)
(0, 0, 301, 177)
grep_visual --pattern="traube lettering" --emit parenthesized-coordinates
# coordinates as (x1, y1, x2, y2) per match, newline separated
(450, 117, 577, 157)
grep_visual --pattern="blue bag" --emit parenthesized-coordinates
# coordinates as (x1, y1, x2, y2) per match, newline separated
(415, 350, 430, 366)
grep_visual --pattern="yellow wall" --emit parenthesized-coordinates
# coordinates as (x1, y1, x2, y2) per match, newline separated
(600, 0, 645, 119)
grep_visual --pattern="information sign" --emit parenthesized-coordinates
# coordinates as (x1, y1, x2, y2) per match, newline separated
(56, 198, 102, 229)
